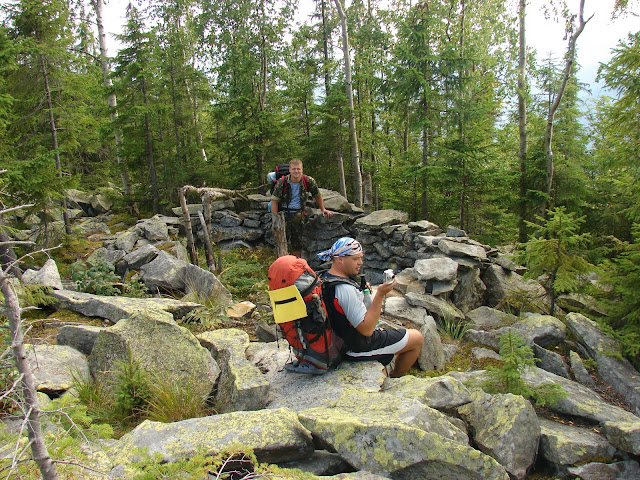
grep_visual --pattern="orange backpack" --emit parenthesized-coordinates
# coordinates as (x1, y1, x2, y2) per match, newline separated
(267, 255, 344, 373)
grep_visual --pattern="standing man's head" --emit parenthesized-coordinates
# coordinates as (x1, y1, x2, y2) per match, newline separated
(318, 237, 364, 278)
(289, 158, 303, 183)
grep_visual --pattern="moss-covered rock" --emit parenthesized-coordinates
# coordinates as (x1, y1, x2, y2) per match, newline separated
(25, 343, 89, 395)
(89, 311, 218, 400)
(382, 374, 472, 410)
(50, 289, 202, 323)
(319, 390, 468, 444)
(199, 329, 270, 413)
(298, 407, 508, 479)
(601, 420, 640, 455)
(112, 408, 313, 465)
(457, 392, 539, 480)
(539, 418, 616, 466)
(267, 361, 386, 412)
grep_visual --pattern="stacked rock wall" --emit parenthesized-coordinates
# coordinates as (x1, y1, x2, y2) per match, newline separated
(177, 189, 524, 313)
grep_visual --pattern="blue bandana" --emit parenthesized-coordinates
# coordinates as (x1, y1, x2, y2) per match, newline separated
(317, 237, 363, 262)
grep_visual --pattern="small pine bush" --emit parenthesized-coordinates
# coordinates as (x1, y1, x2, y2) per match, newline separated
(71, 260, 148, 298)
(484, 330, 566, 406)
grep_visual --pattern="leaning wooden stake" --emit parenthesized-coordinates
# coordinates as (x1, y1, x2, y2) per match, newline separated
(178, 187, 198, 265)
(197, 210, 216, 272)
(272, 212, 288, 258)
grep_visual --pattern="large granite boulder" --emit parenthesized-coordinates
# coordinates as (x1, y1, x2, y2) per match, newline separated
(298, 406, 508, 479)
(112, 408, 314, 465)
(184, 263, 233, 305)
(451, 267, 486, 314)
(140, 251, 232, 304)
(457, 391, 540, 479)
(482, 264, 549, 313)
(419, 316, 445, 371)
(414, 257, 459, 282)
(25, 344, 89, 396)
(89, 311, 219, 400)
(465, 306, 517, 330)
(353, 209, 408, 230)
(139, 250, 187, 293)
(267, 361, 386, 412)
(565, 312, 640, 417)
(21, 258, 63, 290)
(522, 368, 640, 456)
(495, 314, 567, 348)
(114, 229, 140, 253)
(56, 324, 105, 356)
(197, 329, 269, 413)
(382, 375, 472, 410)
(538, 418, 616, 467)
(438, 239, 487, 261)
(383, 297, 431, 328)
(405, 292, 464, 321)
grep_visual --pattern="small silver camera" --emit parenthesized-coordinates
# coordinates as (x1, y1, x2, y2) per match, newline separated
(383, 269, 395, 284)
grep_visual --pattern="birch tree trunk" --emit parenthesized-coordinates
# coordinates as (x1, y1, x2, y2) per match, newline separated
(543, 0, 591, 212)
(1, 272, 58, 479)
(333, 0, 363, 208)
(92, 0, 139, 216)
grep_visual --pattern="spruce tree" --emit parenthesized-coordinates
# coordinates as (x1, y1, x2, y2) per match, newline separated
(517, 206, 593, 314)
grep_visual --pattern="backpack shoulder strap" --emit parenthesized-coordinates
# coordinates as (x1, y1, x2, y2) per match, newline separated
(302, 174, 309, 191)
(321, 273, 360, 292)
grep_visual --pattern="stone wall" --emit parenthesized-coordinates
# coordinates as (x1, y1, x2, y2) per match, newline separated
(174, 188, 534, 315)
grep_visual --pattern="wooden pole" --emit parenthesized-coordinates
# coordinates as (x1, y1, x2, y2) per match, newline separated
(198, 210, 216, 272)
(202, 191, 213, 232)
(178, 187, 199, 265)
(271, 212, 288, 258)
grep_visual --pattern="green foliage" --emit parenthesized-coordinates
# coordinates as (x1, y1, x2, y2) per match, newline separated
(73, 357, 211, 436)
(597, 223, 640, 359)
(71, 259, 120, 295)
(145, 376, 210, 423)
(112, 356, 153, 425)
(218, 248, 274, 298)
(127, 445, 290, 480)
(484, 330, 566, 406)
(517, 207, 594, 314)
(596, 32, 640, 223)
(437, 315, 469, 340)
(17, 284, 56, 308)
(70, 259, 148, 298)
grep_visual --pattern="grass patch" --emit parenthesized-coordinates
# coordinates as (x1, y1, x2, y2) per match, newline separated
(73, 357, 215, 437)
(409, 342, 503, 378)
(217, 247, 275, 300)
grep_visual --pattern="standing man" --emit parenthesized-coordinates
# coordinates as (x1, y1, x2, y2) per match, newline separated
(270, 158, 333, 257)
(318, 237, 423, 377)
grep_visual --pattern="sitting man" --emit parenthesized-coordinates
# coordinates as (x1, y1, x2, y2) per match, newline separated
(318, 237, 423, 377)
(270, 158, 333, 257)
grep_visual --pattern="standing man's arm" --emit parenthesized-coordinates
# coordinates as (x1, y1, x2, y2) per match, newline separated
(270, 199, 279, 213)
(314, 195, 333, 217)
(307, 176, 334, 217)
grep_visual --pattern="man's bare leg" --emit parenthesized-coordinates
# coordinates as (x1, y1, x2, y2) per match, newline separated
(391, 329, 423, 377)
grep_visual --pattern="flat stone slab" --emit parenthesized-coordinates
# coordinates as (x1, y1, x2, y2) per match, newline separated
(113, 408, 314, 465)
(50, 289, 202, 323)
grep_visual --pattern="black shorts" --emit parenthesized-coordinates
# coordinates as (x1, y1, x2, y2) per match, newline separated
(345, 327, 409, 366)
